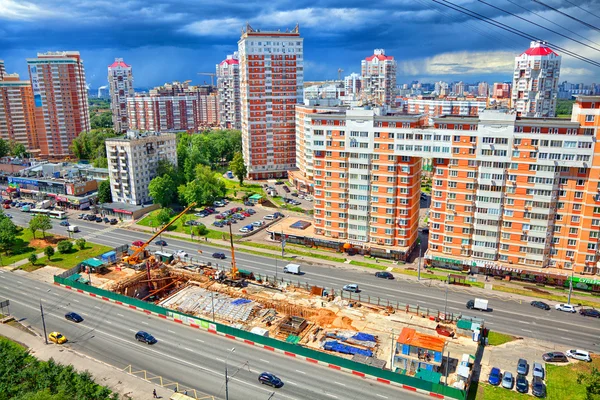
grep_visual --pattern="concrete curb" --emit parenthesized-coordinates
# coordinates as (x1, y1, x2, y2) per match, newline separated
(55, 282, 455, 400)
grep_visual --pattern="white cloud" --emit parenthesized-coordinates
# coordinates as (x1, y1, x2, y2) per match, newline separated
(257, 8, 384, 30)
(0, 0, 59, 21)
(400, 50, 515, 76)
(180, 18, 243, 37)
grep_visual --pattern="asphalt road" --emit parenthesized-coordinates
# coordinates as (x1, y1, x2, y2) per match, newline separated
(6, 210, 600, 352)
(0, 269, 423, 400)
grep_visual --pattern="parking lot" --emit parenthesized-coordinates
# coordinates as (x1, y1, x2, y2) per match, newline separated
(265, 181, 313, 210)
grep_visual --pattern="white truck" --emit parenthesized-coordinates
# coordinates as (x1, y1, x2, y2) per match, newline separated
(466, 298, 488, 311)
(38, 200, 52, 209)
(283, 263, 301, 275)
(67, 225, 80, 233)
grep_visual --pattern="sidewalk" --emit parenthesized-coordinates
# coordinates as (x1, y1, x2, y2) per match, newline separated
(0, 323, 174, 400)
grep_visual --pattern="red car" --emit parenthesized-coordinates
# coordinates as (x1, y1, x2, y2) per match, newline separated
(132, 240, 145, 247)
(241, 212, 251, 217)
(3, 204, 10, 209)
(215, 214, 224, 220)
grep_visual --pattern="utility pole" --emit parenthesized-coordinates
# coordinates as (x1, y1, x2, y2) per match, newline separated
(567, 269, 574, 305)
(390, 329, 395, 371)
(211, 291, 216, 322)
(443, 274, 450, 320)
(40, 301, 48, 344)
(444, 349, 450, 385)
(225, 348, 236, 400)
(417, 238, 422, 281)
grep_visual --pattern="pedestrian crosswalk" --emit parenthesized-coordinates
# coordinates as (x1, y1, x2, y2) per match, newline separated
(80, 224, 123, 241)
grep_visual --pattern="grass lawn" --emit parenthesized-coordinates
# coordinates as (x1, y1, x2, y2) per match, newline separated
(348, 260, 388, 270)
(0, 228, 61, 266)
(476, 383, 523, 400)
(18, 242, 113, 272)
(391, 268, 485, 288)
(486, 331, 518, 346)
(221, 177, 264, 199)
(546, 356, 600, 400)
(237, 241, 347, 263)
(492, 285, 600, 309)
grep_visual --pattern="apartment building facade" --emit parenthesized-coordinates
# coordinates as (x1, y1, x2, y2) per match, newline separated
(108, 58, 134, 133)
(361, 49, 396, 106)
(297, 97, 600, 274)
(512, 41, 561, 118)
(105, 132, 177, 205)
(0, 71, 38, 150)
(0, 60, 5, 80)
(402, 97, 487, 126)
(238, 24, 304, 179)
(27, 51, 91, 158)
(217, 53, 241, 130)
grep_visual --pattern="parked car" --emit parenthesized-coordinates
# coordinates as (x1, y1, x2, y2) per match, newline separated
(135, 331, 157, 344)
(155, 240, 167, 247)
(258, 372, 283, 388)
(252, 220, 264, 227)
(273, 212, 284, 218)
(566, 349, 592, 362)
(542, 352, 569, 363)
(64, 312, 83, 323)
(516, 374, 529, 393)
(48, 331, 67, 344)
(517, 359, 529, 376)
(342, 284, 360, 293)
(3, 204, 10, 209)
(283, 186, 290, 193)
(77, 214, 85, 219)
(488, 367, 501, 386)
(532, 377, 546, 398)
(291, 192, 298, 197)
(530, 301, 551, 310)
(212, 252, 226, 259)
(110, 218, 118, 225)
(375, 271, 394, 279)
(239, 227, 250, 233)
(175, 250, 188, 258)
(501, 371, 513, 389)
(264, 215, 275, 220)
(132, 240, 145, 247)
(103, 217, 110, 223)
(59, 220, 70, 227)
(95, 216, 102, 223)
(579, 308, 600, 318)
(532, 362, 544, 379)
(555, 303, 576, 313)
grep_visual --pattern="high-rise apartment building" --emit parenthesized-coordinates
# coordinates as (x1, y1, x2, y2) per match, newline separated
(493, 83, 511, 99)
(361, 49, 396, 106)
(0, 60, 5, 80)
(297, 97, 600, 274)
(0, 72, 38, 150)
(127, 81, 218, 132)
(27, 51, 90, 158)
(512, 41, 561, 117)
(238, 24, 303, 179)
(217, 52, 241, 130)
(404, 97, 486, 125)
(477, 82, 489, 97)
(344, 73, 362, 96)
(108, 58, 134, 133)
(105, 132, 177, 205)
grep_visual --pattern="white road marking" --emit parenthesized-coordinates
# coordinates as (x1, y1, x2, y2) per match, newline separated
(287, 380, 298, 386)
(259, 359, 270, 363)
(34, 287, 41, 290)
(16, 280, 22, 284)
(94, 306, 101, 309)
(215, 358, 225, 362)
(325, 394, 338, 399)
(376, 395, 388, 399)
(295, 370, 306, 374)
(184, 347, 194, 352)
(557, 328, 569, 332)
(128, 328, 137, 332)
(168, 329, 175, 333)
(141, 321, 148, 325)
(334, 382, 346, 386)
(53, 292, 60, 296)
(80, 312, 89, 316)
(106, 321, 112, 324)
(73, 299, 80, 303)
(117, 314, 124, 317)
(195, 339, 205, 343)
(2, 286, 8, 289)
(522, 329, 532, 333)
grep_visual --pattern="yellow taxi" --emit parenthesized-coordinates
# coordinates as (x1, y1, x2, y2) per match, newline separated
(48, 331, 67, 344)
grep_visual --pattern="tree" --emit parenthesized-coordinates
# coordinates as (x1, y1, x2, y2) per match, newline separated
(229, 152, 247, 186)
(0, 218, 18, 254)
(196, 225, 209, 236)
(28, 253, 37, 265)
(178, 165, 226, 206)
(44, 246, 54, 260)
(156, 208, 172, 226)
(9, 141, 27, 158)
(90, 111, 113, 129)
(97, 180, 112, 204)
(156, 159, 180, 184)
(578, 367, 600, 400)
(76, 238, 86, 250)
(31, 215, 52, 239)
(148, 175, 176, 207)
(0, 138, 9, 158)
(57, 241, 73, 254)
(69, 128, 117, 163)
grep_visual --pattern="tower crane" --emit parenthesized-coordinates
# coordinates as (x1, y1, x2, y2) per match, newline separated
(198, 72, 217, 86)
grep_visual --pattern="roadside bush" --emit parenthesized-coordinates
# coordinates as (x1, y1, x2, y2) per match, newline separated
(57, 241, 73, 254)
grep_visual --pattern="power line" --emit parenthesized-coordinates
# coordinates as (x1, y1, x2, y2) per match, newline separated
(532, 0, 600, 33)
(562, 0, 600, 22)
(505, 0, 600, 48)
(478, 0, 600, 53)
(431, 0, 600, 68)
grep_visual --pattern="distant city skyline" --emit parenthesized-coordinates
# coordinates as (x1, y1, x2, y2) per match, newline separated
(1, 1, 600, 87)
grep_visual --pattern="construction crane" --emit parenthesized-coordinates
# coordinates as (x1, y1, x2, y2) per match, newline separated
(337, 68, 344, 81)
(123, 202, 197, 267)
(197, 72, 217, 86)
(228, 222, 238, 280)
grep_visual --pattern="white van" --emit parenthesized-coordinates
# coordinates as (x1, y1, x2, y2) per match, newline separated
(67, 225, 80, 233)
(283, 263, 301, 274)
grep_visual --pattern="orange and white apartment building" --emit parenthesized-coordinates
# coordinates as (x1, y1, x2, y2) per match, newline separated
(238, 24, 303, 179)
(0, 63, 38, 150)
(294, 96, 600, 275)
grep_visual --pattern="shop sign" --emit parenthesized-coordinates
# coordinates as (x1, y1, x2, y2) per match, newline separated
(432, 256, 462, 265)
(8, 177, 38, 186)
(114, 209, 133, 215)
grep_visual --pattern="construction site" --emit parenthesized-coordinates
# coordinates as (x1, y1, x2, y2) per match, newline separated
(66, 205, 481, 390)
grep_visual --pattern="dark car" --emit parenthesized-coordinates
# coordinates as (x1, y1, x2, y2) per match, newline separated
(247, 209, 256, 215)
(273, 212, 284, 218)
(155, 240, 167, 247)
(579, 308, 600, 318)
(542, 352, 568, 363)
(110, 218, 118, 225)
(291, 192, 298, 197)
(530, 301, 551, 310)
(65, 312, 83, 323)
(488, 367, 501, 386)
(517, 358, 529, 376)
(516, 374, 529, 394)
(244, 201, 253, 206)
(532, 376, 546, 398)
(135, 331, 157, 344)
(103, 217, 110, 223)
(258, 372, 283, 388)
(59, 220, 70, 227)
(212, 252, 226, 259)
(375, 271, 394, 279)
(95, 217, 103, 223)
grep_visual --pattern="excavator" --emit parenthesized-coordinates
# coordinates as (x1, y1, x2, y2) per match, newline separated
(122, 202, 197, 267)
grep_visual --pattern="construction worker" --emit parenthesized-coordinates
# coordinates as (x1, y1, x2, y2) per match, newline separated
(153, 389, 157, 398)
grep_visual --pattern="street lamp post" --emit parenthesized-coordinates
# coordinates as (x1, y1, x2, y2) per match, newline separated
(40, 300, 48, 344)
(225, 347, 236, 400)
(568, 269, 574, 305)
(417, 238, 422, 281)
(443, 273, 450, 320)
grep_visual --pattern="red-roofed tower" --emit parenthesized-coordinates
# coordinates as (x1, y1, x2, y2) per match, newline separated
(512, 41, 561, 117)
(216, 52, 241, 130)
(360, 49, 397, 106)
(108, 58, 134, 132)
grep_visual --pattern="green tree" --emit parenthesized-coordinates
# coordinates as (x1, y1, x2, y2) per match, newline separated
(229, 152, 247, 186)
(578, 367, 600, 400)
(57, 241, 73, 254)
(157, 159, 180, 184)
(28, 253, 37, 266)
(76, 238, 86, 250)
(178, 165, 226, 206)
(0, 217, 18, 254)
(30, 215, 52, 239)
(156, 208, 172, 226)
(44, 246, 54, 260)
(90, 111, 113, 129)
(0, 138, 9, 158)
(97, 180, 112, 204)
(9, 141, 27, 158)
(69, 128, 117, 162)
(93, 157, 108, 168)
(196, 225, 209, 236)
(148, 175, 176, 207)
(556, 99, 575, 117)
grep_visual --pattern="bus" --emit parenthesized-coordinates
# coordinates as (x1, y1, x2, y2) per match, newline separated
(30, 209, 67, 219)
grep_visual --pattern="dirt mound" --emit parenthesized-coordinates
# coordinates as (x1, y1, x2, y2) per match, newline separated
(310, 309, 337, 326)
(331, 316, 356, 330)
(30, 236, 64, 248)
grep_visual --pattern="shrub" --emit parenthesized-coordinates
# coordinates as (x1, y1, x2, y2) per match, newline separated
(57, 241, 73, 254)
